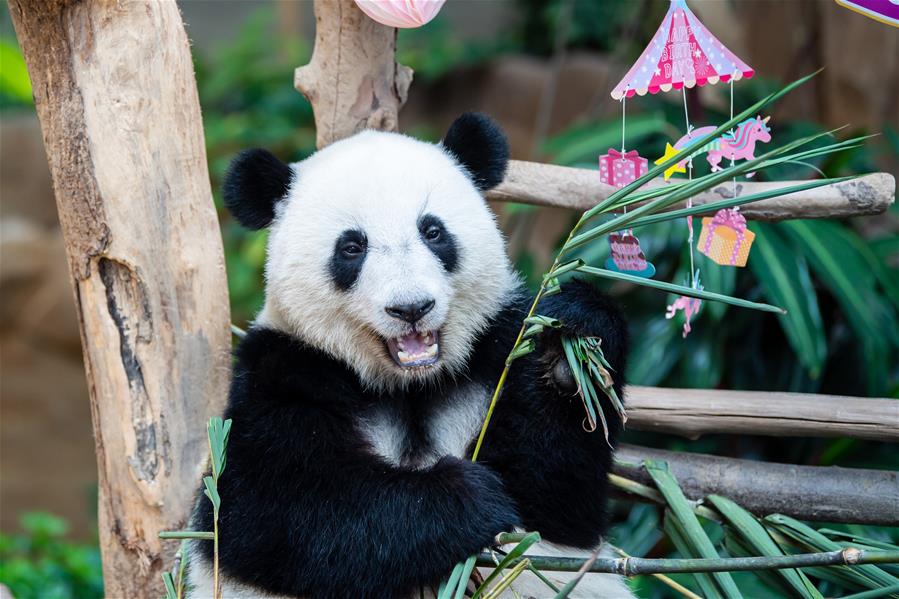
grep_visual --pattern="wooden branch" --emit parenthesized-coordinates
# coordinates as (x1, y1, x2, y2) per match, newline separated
(487, 160, 896, 220)
(614, 445, 899, 525)
(625, 386, 899, 442)
(295, 0, 413, 149)
(9, 2, 231, 596)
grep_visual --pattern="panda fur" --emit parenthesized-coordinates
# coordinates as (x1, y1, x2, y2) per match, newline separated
(186, 113, 633, 599)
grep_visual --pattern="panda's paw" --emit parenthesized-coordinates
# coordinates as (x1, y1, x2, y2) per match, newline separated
(433, 457, 521, 540)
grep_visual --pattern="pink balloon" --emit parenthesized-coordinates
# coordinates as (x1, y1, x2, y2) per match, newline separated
(354, 0, 446, 29)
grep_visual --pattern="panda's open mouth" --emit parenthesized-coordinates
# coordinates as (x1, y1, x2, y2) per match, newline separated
(385, 330, 440, 368)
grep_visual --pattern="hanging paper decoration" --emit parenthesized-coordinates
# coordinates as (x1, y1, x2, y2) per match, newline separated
(354, 0, 445, 28)
(606, 231, 656, 278)
(610, 0, 754, 100)
(698, 208, 755, 267)
(599, 149, 649, 188)
(666, 275, 703, 338)
(671, 116, 772, 173)
(654, 143, 688, 182)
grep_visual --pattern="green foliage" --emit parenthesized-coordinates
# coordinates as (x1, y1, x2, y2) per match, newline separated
(194, 10, 316, 325)
(0, 513, 103, 599)
(0, 37, 32, 108)
(539, 76, 899, 396)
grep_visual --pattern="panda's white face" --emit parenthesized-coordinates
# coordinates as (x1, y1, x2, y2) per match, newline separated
(258, 130, 517, 389)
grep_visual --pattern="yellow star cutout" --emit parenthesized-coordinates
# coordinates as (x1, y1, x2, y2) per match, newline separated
(655, 143, 686, 181)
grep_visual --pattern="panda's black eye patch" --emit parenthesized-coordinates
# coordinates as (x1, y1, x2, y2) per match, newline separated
(330, 229, 367, 291)
(418, 214, 458, 272)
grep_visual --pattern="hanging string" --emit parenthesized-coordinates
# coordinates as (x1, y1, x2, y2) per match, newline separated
(682, 87, 696, 287)
(730, 76, 738, 207)
(621, 92, 628, 215)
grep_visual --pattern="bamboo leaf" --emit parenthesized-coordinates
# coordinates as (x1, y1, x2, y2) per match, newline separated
(582, 70, 822, 221)
(780, 220, 898, 394)
(570, 131, 849, 251)
(472, 532, 542, 599)
(664, 512, 723, 599)
(506, 339, 536, 364)
(203, 476, 220, 514)
(162, 572, 177, 599)
(764, 514, 899, 591)
(646, 461, 743, 599)
(708, 495, 822, 599)
(623, 177, 854, 230)
(524, 315, 563, 328)
(523, 324, 544, 339)
(748, 223, 826, 379)
(553, 548, 601, 599)
(437, 559, 468, 599)
(576, 265, 784, 313)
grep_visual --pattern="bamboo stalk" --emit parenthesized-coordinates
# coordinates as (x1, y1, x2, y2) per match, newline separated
(475, 548, 899, 576)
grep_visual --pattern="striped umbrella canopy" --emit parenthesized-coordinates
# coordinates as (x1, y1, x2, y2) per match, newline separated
(611, 0, 754, 100)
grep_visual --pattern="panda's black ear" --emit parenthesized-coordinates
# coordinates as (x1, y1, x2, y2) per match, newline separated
(223, 149, 294, 230)
(442, 113, 509, 191)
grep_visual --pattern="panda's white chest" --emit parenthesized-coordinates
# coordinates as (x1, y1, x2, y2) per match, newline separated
(358, 383, 489, 469)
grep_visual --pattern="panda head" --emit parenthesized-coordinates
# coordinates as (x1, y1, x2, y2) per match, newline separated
(225, 113, 518, 388)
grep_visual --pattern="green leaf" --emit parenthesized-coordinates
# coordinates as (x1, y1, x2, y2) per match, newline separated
(524, 315, 563, 328)
(763, 514, 899, 590)
(506, 339, 536, 364)
(780, 220, 898, 394)
(646, 461, 743, 599)
(748, 223, 826, 379)
(664, 512, 723, 599)
(708, 495, 822, 599)
(623, 177, 853, 231)
(0, 40, 33, 103)
(437, 559, 467, 599)
(472, 532, 542, 599)
(580, 71, 823, 222)
(162, 572, 177, 599)
(203, 476, 220, 514)
(207, 417, 233, 479)
(542, 112, 673, 166)
(575, 265, 784, 313)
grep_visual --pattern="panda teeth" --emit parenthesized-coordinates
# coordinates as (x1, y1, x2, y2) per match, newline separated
(425, 344, 438, 356)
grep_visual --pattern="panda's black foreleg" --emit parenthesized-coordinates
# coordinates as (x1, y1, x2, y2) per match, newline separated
(478, 279, 628, 548)
(198, 426, 521, 599)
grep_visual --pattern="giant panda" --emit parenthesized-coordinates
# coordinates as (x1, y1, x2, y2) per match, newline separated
(187, 113, 633, 599)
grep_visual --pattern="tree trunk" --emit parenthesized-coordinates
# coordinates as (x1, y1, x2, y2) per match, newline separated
(8, 1, 231, 596)
(295, 0, 413, 148)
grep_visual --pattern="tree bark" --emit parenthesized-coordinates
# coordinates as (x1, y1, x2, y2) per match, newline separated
(488, 160, 895, 220)
(295, 0, 413, 149)
(8, 1, 231, 596)
(615, 445, 899, 525)
(626, 386, 899, 442)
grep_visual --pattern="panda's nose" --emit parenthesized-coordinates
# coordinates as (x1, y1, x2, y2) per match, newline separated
(385, 299, 435, 323)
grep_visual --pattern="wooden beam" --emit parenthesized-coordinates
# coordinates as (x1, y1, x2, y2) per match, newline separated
(615, 445, 899, 525)
(487, 160, 896, 220)
(9, 1, 231, 596)
(625, 386, 899, 442)
(295, 0, 412, 149)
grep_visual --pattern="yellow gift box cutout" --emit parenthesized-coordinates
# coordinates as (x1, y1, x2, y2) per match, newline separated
(697, 209, 755, 267)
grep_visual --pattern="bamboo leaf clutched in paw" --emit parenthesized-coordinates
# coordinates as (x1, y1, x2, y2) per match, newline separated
(561, 336, 625, 445)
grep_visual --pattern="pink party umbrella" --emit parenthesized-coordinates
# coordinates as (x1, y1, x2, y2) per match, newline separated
(611, 0, 753, 100)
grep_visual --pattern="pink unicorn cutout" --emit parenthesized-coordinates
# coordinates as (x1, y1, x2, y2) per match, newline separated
(674, 116, 772, 176)
(666, 295, 702, 338)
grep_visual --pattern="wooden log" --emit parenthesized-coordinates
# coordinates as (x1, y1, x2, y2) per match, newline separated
(614, 445, 899, 525)
(295, 0, 413, 149)
(9, 1, 231, 596)
(626, 386, 899, 442)
(487, 160, 896, 220)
